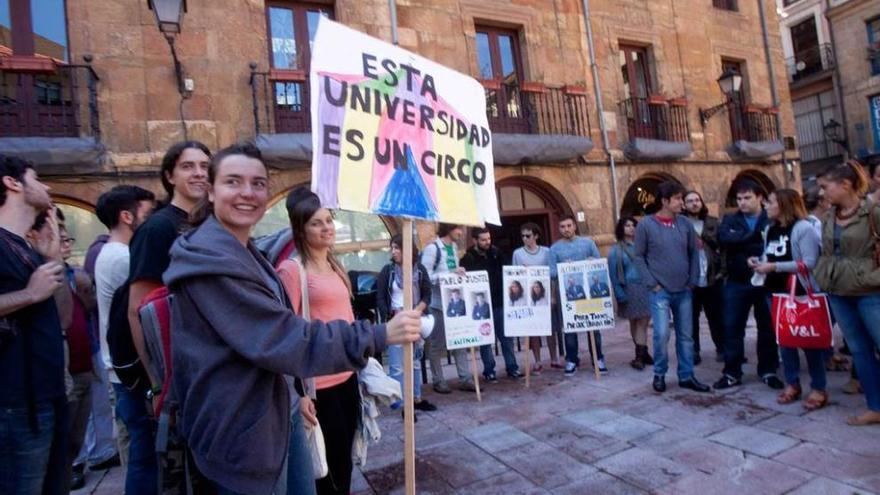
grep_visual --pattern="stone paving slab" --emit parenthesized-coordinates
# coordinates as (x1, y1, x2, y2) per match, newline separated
(588, 414, 664, 441)
(491, 440, 597, 489)
(595, 446, 695, 491)
(774, 443, 880, 493)
(553, 470, 648, 495)
(461, 421, 535, 453)
(708, 425, 801, 457)
(657, 455, 815, 495)
(787, 476, 877, 495)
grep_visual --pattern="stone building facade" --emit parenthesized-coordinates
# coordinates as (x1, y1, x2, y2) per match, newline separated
(0, 0, 798, 266)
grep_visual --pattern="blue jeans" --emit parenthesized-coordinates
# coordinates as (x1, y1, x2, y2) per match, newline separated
(0, 401, 58, 494)
(829, 294, 880, 412)
(75, 353, 118, 466)
(388, 342, 423, 405)
(112, 383, 157, 495)
(287, 397, 315, 495)
(722, 281, 777, 379)
(650, 288, 695, 380)
(480, 307, 519, 377)
(780, 347, 827, 391)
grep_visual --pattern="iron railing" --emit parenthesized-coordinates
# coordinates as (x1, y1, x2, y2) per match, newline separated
(483, 81, 591, 137)
(785, 44, 834, 83)
(618, 96, 689, 142)
(0, 61, 100, 139)
(728, 102, 779, 142)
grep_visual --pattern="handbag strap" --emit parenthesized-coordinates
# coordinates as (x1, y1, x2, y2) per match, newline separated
(294, 258, 317, 399)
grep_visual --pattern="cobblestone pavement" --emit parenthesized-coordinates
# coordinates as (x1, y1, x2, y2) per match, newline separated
(79, 319, 880, 494)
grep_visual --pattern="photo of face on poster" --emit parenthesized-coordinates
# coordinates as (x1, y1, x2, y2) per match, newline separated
(529, 279, 548, 306)
(471, 291, 491, 320)
(564, 272, 587, 301)
(445, 287, 466, 318)
(587, 269, 611, 299)
(507, 279, 528, 307)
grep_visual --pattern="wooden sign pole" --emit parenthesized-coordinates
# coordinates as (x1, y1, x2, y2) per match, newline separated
(401, 220, 416, 495)
(470, 347, 482, 402)
(588, 331, 601, 381)
(524, 337, 531, 388)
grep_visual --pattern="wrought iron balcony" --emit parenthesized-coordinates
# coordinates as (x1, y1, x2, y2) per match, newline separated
(618, 96, 690, 143)
(0, 58, 100, 139)
(785, 44, 834, 83)
(481, 81, 590, 137)
(729, 102, 779, 143)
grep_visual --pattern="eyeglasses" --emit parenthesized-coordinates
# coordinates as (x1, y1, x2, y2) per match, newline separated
(521, 233, 533, 239)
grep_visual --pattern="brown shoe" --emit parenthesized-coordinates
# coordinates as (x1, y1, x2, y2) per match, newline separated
(842, 378, 862, 395)
(802, 390, 828, 411)
(776, 384, 802, 405)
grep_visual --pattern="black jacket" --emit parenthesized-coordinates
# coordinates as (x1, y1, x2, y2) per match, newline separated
(460, 245, 508, 307)
(375, 262, 432, 322)
(718, 210, 768, 283)
(689, 214, 723, 283)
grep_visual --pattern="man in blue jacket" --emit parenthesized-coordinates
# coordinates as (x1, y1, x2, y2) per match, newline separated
(713, 179, 784, 390)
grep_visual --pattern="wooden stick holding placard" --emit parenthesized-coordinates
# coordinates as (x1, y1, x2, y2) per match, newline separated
(401, 220, 416, 495)
(588, 331, 601, 380)
(470, 347, 482, 402)
(524, 337, 531, 388)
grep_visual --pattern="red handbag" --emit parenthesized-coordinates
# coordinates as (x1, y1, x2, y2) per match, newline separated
(771, 262, 833, 349)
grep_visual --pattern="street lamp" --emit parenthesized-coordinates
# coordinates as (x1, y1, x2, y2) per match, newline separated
(149, 0, 189, 97)
(699, 68, 743, 126)
(149, 0, 184, 34)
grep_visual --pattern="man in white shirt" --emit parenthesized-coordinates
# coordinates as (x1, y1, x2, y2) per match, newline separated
(93, 186, 155, 461)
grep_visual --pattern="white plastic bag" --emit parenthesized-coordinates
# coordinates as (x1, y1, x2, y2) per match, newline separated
(305, 421, 328, 479)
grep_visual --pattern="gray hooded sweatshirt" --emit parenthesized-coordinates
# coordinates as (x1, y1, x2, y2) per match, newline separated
(163, 216, 386, 494)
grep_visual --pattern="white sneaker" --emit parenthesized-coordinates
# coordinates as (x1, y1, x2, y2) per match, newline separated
(564, 362, 577, 376)
(597, 358, 608, 374)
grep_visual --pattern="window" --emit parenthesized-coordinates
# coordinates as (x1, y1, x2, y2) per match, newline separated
(266, 2, 331, 131)
(712, 0, 737, 11)
(792, 90, 840, 163)
(475, 25, 526, 132)
(1, 0, 68, 61)
(619, 44, 652, 100)
(253, 195, 392, 273)
(790, 17, 821, 78)
(868, 17, 880, 76)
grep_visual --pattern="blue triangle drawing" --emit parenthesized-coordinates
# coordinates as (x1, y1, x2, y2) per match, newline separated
(374, 145, 438, 220)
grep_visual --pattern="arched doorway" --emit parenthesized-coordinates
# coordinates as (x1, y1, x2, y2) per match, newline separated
(253, 188, 394, 272)
(54, 198, 105, 267)
(620, 172, 681, 218)
(725, 169, 777, 207)
(491, 177, 571, 256)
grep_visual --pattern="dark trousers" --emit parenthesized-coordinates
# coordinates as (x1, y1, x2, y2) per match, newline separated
(315, 374, 360, 495)
(692, 283, 725, 355)
(722, 281, 777, 379)
(112, 383, 157, 495)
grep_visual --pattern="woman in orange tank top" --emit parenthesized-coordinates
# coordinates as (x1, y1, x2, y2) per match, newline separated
(276, 187, 361, 495)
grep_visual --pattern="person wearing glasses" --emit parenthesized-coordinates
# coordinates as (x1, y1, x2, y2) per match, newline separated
(512, 222, 554, 373)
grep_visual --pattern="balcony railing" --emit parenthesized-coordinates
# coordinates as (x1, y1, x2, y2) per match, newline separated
(0, 60, 100, 139)
(728, 103, 779, 142)
(785, 44, 834, 83)
(618, 96, 689, 142)
(250, 68, 311, 134)
(482, 81, 591, 137)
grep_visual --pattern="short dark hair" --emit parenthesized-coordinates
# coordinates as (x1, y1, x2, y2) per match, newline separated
(96, 185, 156, 229)
(802, 183, 821, 211)
(437, 223, 461, 238)
(470, 227, 490, 239)
(0, 155, 34, 207)
(160, 140, 212, 203)
(655, 181, 686, 203)
(614, 216, 637, 241)
(520, 222, 541, 239)
(731, 178, 764, 198)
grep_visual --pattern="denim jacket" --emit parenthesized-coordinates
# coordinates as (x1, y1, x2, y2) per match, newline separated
(607, 242, 643, 305)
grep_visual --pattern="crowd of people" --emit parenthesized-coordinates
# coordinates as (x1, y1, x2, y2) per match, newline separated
(1, 141, 879, 494)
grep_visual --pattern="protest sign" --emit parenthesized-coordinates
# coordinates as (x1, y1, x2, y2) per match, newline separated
(557, 259, 616, 333)
(503, 266, 552, 337)
(309, 17, 499, 226)
(439, 271, 496, 350)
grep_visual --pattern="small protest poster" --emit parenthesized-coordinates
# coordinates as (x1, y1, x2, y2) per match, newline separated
(439, 270, 495, 350)
(557, 259, 616, 333)
(309, 17, 499, 227)
(502, 266, 552, 337)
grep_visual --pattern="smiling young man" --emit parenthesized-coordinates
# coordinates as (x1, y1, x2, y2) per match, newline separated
(633, 182, 710, 394)
(713, 179, 783, 391)
(121, 141, 210, 495)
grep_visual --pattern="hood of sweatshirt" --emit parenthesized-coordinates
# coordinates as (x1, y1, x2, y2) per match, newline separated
(164, 216, 273, 289)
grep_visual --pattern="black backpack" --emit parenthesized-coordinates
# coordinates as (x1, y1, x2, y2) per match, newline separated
(106, 280, 149, 390)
